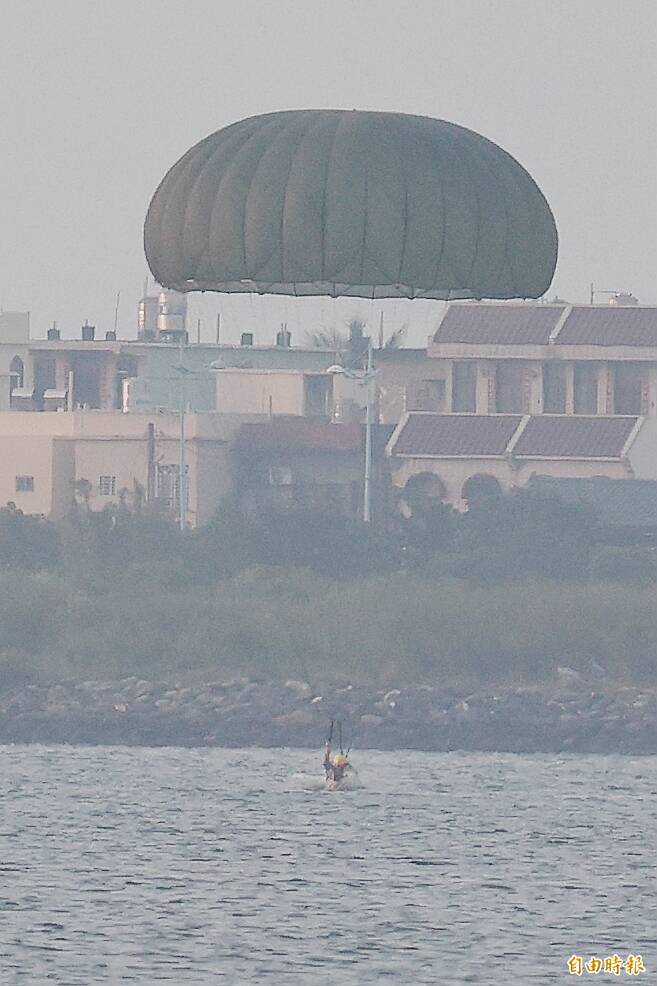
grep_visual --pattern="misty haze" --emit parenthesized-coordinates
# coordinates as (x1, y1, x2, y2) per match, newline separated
(1, 2, 656, 983)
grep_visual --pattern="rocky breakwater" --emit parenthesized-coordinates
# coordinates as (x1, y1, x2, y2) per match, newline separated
(1, 673, 657, 753)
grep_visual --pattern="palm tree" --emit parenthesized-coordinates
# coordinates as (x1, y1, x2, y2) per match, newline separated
(381, 323, 408, 349)
(303, 325, 349, 349)
(305, 317, 407, 351)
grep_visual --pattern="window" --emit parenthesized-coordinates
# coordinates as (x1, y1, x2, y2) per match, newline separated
(452, 362, 477, 412)
(574, 364, 598, 414)
(304, 376, 330, 416)
(15, 476, 34, 492)
(9, 356, 24, 394)
(543, 362, 566, 413)
(495, 362, 526, 413)
(613, 363, 643, 415)
(407, 380, 446, 412)
(98, 475, 117, 496)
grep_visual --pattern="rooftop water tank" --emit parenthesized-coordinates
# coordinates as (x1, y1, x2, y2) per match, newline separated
(138, 295, 159, 338)
(157, 290, 187, 336)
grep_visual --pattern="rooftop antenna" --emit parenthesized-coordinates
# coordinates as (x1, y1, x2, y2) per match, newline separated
(215, 312, 221, 345)
(590, 283, 623, 305)
(114, 291, 120, 334)
(197, 317, 201, 345)
(378, 311, 384, 349)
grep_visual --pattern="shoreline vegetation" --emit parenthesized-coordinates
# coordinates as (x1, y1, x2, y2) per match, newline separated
(1, 491, 656, 752)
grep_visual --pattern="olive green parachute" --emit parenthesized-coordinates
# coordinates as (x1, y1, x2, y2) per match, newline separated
(144, 109, 557, 301)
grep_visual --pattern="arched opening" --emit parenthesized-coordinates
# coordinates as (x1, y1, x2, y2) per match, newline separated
(462, 473, 504, 504)
(9, 356, 24, 397)
(400, 471, 447, 518)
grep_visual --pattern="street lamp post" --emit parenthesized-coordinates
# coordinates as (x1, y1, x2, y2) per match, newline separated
(363, 339, 374, 524)
(589, 284, 622, 305)
(173, 333, 194, 531)
(327, 338, 378, 524)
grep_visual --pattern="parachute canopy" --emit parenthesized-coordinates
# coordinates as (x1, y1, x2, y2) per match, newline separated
(144, 109, 557, 301)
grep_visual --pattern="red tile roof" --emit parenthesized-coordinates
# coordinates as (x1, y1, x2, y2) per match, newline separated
(434, 303, 565, 345)
(391, 414, 523, 457)
(234, 418, 363, 452)
(512, 416, 638, 458)
(556, 307, 657, 347)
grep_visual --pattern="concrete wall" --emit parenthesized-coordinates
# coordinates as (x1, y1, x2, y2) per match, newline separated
(0, 313, 30, 345)
(390, 455, 631, 509)
(0, 318, 30, 411)
(0, 411, 241, 527)
(51, 439, 76, 519)
(391, 456, 514, 506)
(195, 442, 233, 526)
(375, 353, 449, 423)
(215, 370, 308, 416)
(626, 419, 657, 480)
(0, 435, 57, 515)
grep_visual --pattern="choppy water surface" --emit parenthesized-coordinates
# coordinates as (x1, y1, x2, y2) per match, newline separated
(1, 746, 655, 984)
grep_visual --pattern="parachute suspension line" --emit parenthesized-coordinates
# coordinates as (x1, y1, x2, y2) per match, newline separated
(338, 719, 344, 755)
(327, 718, 334, 744)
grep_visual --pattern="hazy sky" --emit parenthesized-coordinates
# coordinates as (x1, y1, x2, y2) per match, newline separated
(1, 0, 655, 347)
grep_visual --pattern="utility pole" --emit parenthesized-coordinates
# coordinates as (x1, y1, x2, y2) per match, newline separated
(326, 341, 378, 524)
(146, 422, 156, 502)
(178, 333, 186, 531)
(364, 337, 374, 523)
(590, 284, 621, 305)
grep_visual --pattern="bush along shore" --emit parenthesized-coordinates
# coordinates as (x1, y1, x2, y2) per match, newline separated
(2, 496, 657, 752)
(3, 674, 657, 754)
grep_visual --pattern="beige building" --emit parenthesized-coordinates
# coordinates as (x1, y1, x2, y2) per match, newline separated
(214, 368, 333, 418)
(0, 312, 31, 412)
(4, 301, 657, 526)
(388, 413, 657, 510)
(384, 302, 657, 509)
(0, 411, 239, 527)
(427, 303, 657, 417)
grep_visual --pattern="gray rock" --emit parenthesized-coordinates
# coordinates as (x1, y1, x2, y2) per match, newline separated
(557, 666, 581, 685)
(274, 709, 315, 728)
(284, 680, 312, 699)
(360, 714, 384, 728)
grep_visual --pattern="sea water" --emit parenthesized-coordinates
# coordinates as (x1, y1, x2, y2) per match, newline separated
(1, 745, 655, 984)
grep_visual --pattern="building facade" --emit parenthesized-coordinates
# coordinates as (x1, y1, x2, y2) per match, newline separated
(3, 300, 657, 525)
(0, 411, 239, 527)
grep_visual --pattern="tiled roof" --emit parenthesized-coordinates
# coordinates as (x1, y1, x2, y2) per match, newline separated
(434, 303, 565, 345)
(391, 414, 523, 457)
(527, 477, 657, 528)
(556, 307, 657, 347)
(432, 302, 657, 348)
(513, 416, 638, 458)
(235, 419, 363, 452)
(390, 414, 640, 460)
